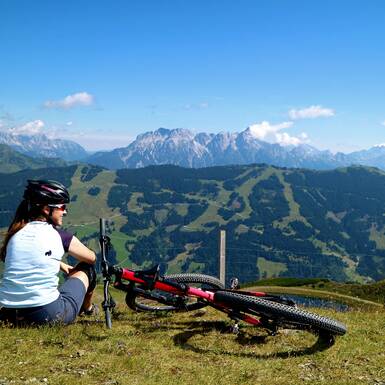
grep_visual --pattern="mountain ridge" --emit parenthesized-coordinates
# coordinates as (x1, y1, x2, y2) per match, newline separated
(2, 127, 385, 171)
(85, 127, 385, 170)
(0, 143, 67, 173)
(0, 132, 88, 161)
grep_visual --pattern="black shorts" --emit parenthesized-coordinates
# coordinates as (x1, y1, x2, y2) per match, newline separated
(0, 277, 86, 326)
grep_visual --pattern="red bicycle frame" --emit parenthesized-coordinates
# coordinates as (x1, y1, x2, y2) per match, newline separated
(113, 266, 263, 327)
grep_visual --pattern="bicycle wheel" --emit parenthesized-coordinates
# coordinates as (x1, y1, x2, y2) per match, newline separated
(214, 291, 347, 336)
(125, 273, 224, 312)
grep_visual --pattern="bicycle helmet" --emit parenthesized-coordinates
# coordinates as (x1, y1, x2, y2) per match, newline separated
(23, 179, 70, 205)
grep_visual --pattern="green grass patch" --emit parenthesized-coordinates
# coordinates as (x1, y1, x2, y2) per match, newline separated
(235, 166, 275, 218)
(257, 257, 288, 278)
(1, 286, 384, 385)
(369, 224, 385, 249)
(127, 193, 144, 214)
(66, 166, 120, 227)
(166, 251, 189, 274)
(249, 277, 330, 287)
(188, 261, 205, 273)
(273, 170, 312, 229)
(314, 279, 385, 304)
(246, 277, 385, 307)
(234, 224, 249, 235)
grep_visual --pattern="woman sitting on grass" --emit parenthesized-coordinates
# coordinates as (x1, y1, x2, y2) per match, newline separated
(0, 179, 97, 326)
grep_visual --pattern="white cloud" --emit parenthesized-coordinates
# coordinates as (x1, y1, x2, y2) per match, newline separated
(66, 121, 73, 126)
(289, 105, 335, 120)
(248, 121, 293, 140)
(275, 132, 309, 146)
(44, 92, 94, 109)
(8, 120, 45, 135)
(381, 121, 385, 126)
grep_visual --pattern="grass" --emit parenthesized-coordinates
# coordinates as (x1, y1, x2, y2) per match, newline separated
(250, 286, 382, 311)
(257, 257, 288, 278)
(1, 288, 385, 385)
(313, 280, 385, 305)
(235, 166, 275, 219)
(250, 277, 330, 287)
(369, 223, 385, 249)
(66, 167, 120, 226)
(187, 188, 230, 230)
(247, 277, 385, 305)
(273, 170, 312, 230)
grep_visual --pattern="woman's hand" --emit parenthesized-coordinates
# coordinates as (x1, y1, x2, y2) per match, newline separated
(60, 262, 74, 275)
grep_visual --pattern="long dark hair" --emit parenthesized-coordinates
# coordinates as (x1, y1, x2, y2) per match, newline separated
(0, 200, 44, 262)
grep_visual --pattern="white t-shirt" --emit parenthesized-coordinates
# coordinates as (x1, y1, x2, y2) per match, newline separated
(0, 222, 66, 308)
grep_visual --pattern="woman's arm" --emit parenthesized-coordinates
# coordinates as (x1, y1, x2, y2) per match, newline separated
(67, 236, 96, 264)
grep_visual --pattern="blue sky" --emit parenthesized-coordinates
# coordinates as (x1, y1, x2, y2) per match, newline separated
(1, 0, 385, 152)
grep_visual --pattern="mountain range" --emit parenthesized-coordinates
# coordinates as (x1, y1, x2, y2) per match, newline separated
(0, 144, 67, 173)
(86, 127, 385, 170)
(2, 128, 385, 171)
(0, 132, 88, 161)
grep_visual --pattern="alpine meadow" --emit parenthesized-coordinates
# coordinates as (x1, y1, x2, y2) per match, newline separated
(1, 163, 385, 284)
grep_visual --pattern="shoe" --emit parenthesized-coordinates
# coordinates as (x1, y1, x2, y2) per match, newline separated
(79, 303, 99, 316)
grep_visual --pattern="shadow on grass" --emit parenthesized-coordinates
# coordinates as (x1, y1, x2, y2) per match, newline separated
(175, 321, 335, 359)
(130, 318, 336, 359)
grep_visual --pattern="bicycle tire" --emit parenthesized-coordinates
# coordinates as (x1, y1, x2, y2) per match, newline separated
(166, 273, 224, 289)
(214, 291, 347, 336)
(126, 273, 224, 312)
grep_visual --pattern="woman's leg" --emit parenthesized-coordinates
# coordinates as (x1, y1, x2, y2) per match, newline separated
(82, 289, 94, 312)
(57, 275, 88, 323)
(68, 271, 93, 311)
(69, 262, 97, 313)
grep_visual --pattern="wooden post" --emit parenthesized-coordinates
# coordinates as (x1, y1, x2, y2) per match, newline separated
(219, 230, 226, 286)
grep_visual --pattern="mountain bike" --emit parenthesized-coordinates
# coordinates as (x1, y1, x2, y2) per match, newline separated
(99, 218, 347, 337)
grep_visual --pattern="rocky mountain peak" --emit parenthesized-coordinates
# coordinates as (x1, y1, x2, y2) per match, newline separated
(83, 127, 385, 171)
(0, 131, 88, 161)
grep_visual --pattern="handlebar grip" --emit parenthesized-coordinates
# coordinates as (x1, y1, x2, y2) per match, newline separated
(100, 218, 106, 237)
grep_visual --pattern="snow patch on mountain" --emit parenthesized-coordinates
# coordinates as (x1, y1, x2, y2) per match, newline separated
(86, 127, 348, 169)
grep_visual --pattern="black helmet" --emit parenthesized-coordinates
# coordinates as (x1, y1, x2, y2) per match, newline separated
(23, 180, 70, 205)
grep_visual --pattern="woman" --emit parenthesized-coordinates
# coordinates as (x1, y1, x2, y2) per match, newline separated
(0, 179, 97, 326)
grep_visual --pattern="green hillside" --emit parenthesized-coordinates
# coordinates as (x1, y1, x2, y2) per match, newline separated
(0, 144, 66, 173)
(1, 295, 383, 385)
(1, 163, 385, 284)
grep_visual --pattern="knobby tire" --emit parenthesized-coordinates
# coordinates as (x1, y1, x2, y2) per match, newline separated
(126, 273, 224, 312)
(214, 291, 347, 336)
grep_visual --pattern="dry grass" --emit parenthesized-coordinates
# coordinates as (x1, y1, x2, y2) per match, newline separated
(1, 289, 384, 385)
